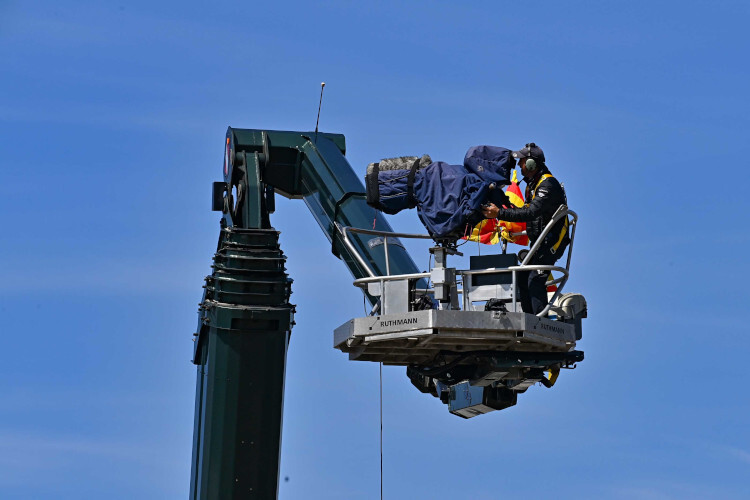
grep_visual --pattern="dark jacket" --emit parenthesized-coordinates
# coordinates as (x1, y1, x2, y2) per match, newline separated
(495, 168, 568, 259)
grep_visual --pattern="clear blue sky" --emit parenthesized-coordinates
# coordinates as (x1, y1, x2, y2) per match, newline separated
(2, 1, 748, 498)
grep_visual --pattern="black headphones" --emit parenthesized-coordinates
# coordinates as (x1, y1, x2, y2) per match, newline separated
(524, 143, 538, 173)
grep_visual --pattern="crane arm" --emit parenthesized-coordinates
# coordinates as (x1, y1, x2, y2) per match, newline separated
(219, 127, 422, 290)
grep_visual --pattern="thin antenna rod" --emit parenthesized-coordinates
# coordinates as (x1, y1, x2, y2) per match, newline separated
(315, 82, 326, 141)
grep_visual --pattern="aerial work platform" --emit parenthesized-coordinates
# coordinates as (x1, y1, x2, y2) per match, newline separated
(332, 207, 586, 418)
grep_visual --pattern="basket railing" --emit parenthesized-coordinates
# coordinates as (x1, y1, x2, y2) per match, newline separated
(338, 206, 577, 317)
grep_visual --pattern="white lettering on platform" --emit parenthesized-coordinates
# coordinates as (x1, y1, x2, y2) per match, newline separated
(379, 317, 418, 328)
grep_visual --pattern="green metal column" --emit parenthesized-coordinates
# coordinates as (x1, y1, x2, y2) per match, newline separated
(191, 225, 294, 499)
(192, 304, 292, 498)
(191, 127, 425, 499)
(190, 138, 294, 499)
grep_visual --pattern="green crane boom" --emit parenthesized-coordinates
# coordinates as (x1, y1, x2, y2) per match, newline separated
(190, 128, 422, 499)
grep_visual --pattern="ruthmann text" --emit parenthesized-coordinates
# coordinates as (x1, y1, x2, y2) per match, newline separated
(380, 318, 418, 328)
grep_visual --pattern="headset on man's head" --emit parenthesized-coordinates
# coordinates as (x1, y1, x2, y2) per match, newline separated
(524, 142, 540, 173)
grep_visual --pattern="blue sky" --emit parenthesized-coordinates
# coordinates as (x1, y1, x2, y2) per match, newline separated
(1, 1, 749, 498)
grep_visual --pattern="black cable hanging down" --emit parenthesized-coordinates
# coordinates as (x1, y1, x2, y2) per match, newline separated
(380, 362, 383, 500)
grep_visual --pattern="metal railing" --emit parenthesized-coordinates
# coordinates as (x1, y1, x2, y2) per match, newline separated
(337, 224, 433, 278)
(461, 206, 577, 316)
(337, 207, 577, 317)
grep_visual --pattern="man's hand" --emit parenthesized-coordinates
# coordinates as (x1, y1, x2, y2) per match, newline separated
(482, 202, 499, 219)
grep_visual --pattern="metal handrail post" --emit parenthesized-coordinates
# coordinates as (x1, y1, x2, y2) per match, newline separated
(384, 235, 391, 276)
(354, 272, 431, 285)
(338, 224, 377, 278)
(343, 226, 434, 240)
(521, 206, 573, 266)
(564, 217, 577, 273)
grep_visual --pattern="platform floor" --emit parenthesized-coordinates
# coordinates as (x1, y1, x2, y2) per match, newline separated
(334, 309, 578, 365)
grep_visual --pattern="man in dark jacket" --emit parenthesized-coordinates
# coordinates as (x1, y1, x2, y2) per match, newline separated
(481, 143, 569, 314)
